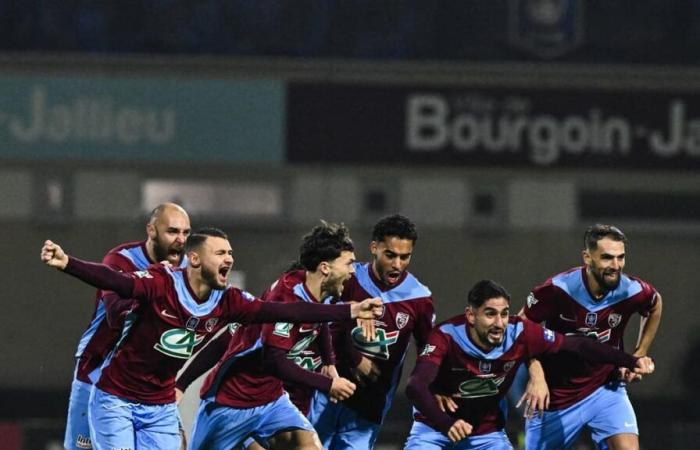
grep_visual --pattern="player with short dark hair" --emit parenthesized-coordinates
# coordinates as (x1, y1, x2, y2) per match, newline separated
(176, 221, 369, 450)
(41, 228, 383, 450)
(63, 202, 190, 450)
(522, 224, 662, 450)
(403, 279, 655, 450)
(310, 214, 435, 449)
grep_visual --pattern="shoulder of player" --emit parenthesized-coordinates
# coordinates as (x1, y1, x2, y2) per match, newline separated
(434, 315, 465, 334)
(102, 241, 145, 269)
(623, 272, 657, 295)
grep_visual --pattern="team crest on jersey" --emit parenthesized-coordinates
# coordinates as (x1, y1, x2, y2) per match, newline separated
(273, 322, 293, 337)
(396, 312, 410, 330)
(479, 360, 492, 374)
(185, 317, 200, 331)
(153, 328, 204, 359)
(133, 270, 152, 279)
(585, 312, 598, 327)
(420, 344, 436, 356)
(608, 313, 622, 328)
(503, 361, 516, 372)
(351, 327, 399, 360)
(228, 322, 241, 335)
(205, 318, 219, 332)
(526, 292, 538, 308)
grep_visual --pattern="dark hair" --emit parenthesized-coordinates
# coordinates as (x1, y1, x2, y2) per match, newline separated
(372, 214, 418, 243)
(467, 279, 511, 308)
(584, 224, 627, 251)
(185, 227, 228, 253)
(299, 221, 354, 271)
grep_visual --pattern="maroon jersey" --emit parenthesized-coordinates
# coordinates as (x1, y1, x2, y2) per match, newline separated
(415, 316, 563, 435)
(95, 264, 270, 404)
(334, 262, 435, 424)
(523, 266, 658, 409)
(199, 270, 332, 410)
(74, 241, 163, 383)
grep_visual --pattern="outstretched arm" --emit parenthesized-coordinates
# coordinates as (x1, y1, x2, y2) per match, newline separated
(41, 240, 135, 298)
(559, 336, 654, 374)
(252, 297, 383, 324)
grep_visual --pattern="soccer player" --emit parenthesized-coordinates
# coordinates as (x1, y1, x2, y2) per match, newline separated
(521, 224, 663, 450)
(64, 202, 190, 450)
(403, 279, 655, 450)
(40, 228, 383, 450)
(309, 214, 435, 449)
(176, 221, 364, 450)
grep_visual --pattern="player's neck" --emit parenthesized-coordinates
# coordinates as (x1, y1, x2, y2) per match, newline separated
(304, 271, 324, 302)
(186, 267, 212, 302)
(585, 270, 607, 300)
(145, 240, 158, 264)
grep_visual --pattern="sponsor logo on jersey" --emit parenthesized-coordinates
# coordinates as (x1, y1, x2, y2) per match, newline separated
(503, 361, 516, 372)
(160, 309, 178, 319)
(543, 328, 556, 342)
(585, 312, 598, 327)
(420, 344, 436, 356)
(568, 327, 611, 343)
(133, 270, 152, 279)
(456, 376, 506, 398)
(479, 360, 492, 374)
(526, 292, 538, 308)
(153, 328, 205, 359)
(273, 322, 293, 337)
(351, 327, 399, 360)
(292, 354, 323, 371)
(299, 324, 320, 334)
(396, 312, 410, 330)
(608, 313, 622, 328)
(287, 334, 319, 369)
(205, 318, 219, 332)
(558, 314, 577, 323)
(76, 434, 92, 449)
(228, 323, 241, 335)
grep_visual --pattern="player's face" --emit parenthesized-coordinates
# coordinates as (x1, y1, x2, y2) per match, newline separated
(321, 250, 356, 298)
(583, 237, 625, 293)
(198, 236, 234, 290)
(370, 237, 413, 286)
(149, 211, 191, 265)
(466, 297, 509, 351)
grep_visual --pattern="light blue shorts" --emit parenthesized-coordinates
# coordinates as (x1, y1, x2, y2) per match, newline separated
(64, 377, 94, 450)
(188, 393, 315, 450)
(525, 382, 637, 450)
(88, 386, 181, 450)
(404, 421, 513, 450)
(309, 391, 381, 450)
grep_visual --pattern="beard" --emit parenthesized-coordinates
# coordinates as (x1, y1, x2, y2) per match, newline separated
(202, 265, 226, 290)
(152, 231, 183, 264)
(591, 266, 621, 291)
(321, 274, 344, 299)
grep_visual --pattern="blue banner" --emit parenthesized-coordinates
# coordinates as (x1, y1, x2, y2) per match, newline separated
(0, 76, 283, 162)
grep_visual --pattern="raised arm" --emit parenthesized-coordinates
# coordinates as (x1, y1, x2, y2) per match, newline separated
(251, 297, 383, 324)
(41, 240, 135, 298)
(558, 336, 654, 374)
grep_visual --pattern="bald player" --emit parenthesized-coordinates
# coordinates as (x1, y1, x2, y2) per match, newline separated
(63, 203, 190, 450)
